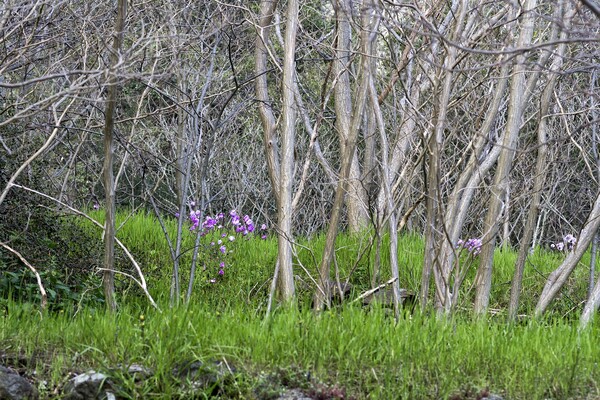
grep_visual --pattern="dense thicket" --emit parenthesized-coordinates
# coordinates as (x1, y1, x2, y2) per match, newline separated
(1, 0, 599, 318)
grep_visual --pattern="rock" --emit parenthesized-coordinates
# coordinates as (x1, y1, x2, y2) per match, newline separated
(0, 366, 38, 400)
(276, 388, 313, 400)
(480, 394, 504, 400)
(63, 371, 115, 400)
(175, 359, 236, 396)
(115, 364, 151, 382)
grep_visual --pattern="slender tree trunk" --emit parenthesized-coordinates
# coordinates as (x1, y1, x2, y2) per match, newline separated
(332, 0, 369, 234)
(277, 0, 299, 302)
(508, 0, 569, 320)
(588, 69, 600, 302)
(255, 0, 281, 205)
(422, 0, 468, 313)
(474, 0, 537, 315)
(537, 191, 600, 317)
(102, 0, 127, 312)
(369, 68, 402, 319)
(314, 0, 373, 311)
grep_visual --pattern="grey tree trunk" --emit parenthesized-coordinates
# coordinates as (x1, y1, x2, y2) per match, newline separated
(508, 0, 570, 321)
(331, 0, 369, 234)
(314, 0, 373, 311)
(536, 190, 600, 317)
(255, 0, 281, 206)
(474, 0, 538, 315)
(277, 0, 299, 302)
(102, 0, 127, 312)
(422, 0, 467, 313)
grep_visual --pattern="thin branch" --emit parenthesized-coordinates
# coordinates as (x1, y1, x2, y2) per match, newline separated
(0, 242, 47, 310)
(8, 184, 160, 311)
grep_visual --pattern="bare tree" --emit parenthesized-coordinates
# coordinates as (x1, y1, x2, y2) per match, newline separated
(473, 0, 539, 315)
(508, 0, 573, 320)
(313, 0, 373, 311)
(102, 0, 128, 312)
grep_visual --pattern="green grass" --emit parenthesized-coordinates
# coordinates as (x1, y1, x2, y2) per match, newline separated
(2, 210, 599, 399)
(3, 302, 600, 399)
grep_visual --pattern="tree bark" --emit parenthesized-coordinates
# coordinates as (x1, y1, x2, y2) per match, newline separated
(537, 190, 600, 317)
(508, 0, 570, 320)
(277, 0, 299, 302)
(255, 0, 281, 206)
(314, 0, 373, 311)
(102, 0, 127, 312)
(474, 0, 537, 315)
(332, 0, 369, 233)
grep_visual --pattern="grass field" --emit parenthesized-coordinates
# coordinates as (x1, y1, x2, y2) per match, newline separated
(1, 210, 599, 399)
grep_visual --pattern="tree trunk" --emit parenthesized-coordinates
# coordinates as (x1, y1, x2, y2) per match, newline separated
(255, 0, 281, 206)
(332, 0, 368, 234)
(536, 191, 600, 317)
(314, 0, 373, 311)
(102, 0, 127, 312)
(421, 0, 467, 313)
(277, 0, 299, 302)
(508, 0, 569, 320)
(474, 0, 537, 315)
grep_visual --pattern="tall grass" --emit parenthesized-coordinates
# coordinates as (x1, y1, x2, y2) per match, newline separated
(2, 300, 600, 399)
(3, 211, 598, 398)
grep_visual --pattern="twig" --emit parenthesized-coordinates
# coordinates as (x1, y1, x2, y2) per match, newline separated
(0, 242, 47, 310)
(9, 183, 160, 311)
(351, 277, 398, 304)
(265, 259, 280, 319)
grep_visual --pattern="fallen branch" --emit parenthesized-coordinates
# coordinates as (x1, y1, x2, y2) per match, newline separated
(9, 183, 160, 311)
(351, 277, 398, 304)
(0, 242, 47, 310)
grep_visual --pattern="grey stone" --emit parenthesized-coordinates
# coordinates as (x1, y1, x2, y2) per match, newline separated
(480, 394, 504, 400)
(175, 359, 236, 396)
(0, 366, 38, 400)
(63, 371, 114, 400)
(276, 388, 313, 400)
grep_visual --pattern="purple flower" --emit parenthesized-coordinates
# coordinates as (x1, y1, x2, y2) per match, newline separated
(218, 269, 224, 276)
(260, 224, 267, 231)
(228, 236, 235, 242)
(175, 212, 180, 218)
(563, 234, 577, 250)
(203, 216, 217, 230)
(189, 211, 200, 229)
(220, 261, 225, 268)
(93, 203, 100, 210)
(219, 245, 226, 254)
(457, 237, 482, 255)
(261, 234, 267, 240)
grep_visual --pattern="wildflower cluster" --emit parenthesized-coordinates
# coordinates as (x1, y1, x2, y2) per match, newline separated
(550, 234, 577, 252)
(457, 238, 482, 255)
(184, 206, 268, 283)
